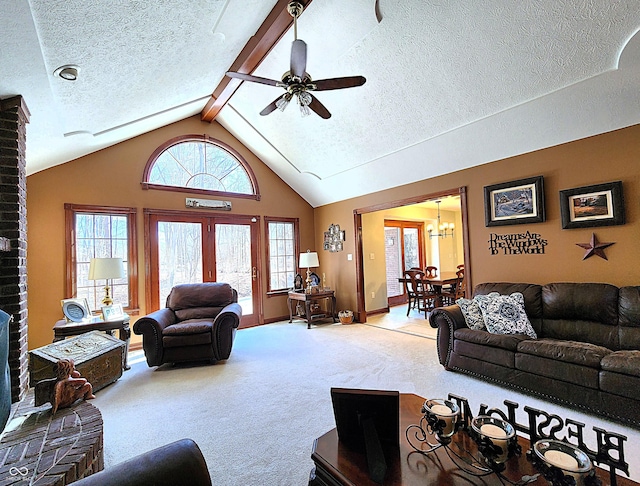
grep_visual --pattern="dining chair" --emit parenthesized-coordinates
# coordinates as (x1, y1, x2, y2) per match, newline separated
(403, 269, 436, 317)
(425, 266, 438, 278)
(440, 268, 465, 306)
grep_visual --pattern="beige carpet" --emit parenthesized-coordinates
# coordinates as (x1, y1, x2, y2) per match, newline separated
(365, 305, 439, 339)
(93, 322, 640, 485)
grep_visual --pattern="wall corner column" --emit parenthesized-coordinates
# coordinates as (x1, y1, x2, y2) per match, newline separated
(0, 95, 31, 402)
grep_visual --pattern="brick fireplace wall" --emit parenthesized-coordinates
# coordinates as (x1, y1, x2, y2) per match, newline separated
(0, 96, 30, 403)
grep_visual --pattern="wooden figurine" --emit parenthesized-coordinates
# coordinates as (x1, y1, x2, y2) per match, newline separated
(50, 358, 95, 414)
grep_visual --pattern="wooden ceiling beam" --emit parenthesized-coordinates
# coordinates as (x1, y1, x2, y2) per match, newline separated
(201, 0, 313, 123)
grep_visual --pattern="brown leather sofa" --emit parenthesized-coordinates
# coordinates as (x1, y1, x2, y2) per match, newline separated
(71, 438, 211, 486)
(134, 282, 242, 367)
(429, 282, 640, 428)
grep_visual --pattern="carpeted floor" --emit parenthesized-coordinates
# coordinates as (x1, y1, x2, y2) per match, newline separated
(93, 322, 640, 485)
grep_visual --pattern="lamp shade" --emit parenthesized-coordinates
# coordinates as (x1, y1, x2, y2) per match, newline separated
(299, 251, 319, 268)
(89, 258, 124, 280)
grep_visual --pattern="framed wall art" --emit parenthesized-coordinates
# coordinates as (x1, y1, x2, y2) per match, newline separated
(484, 176, 545, 227)
(559, 181, 624, 229)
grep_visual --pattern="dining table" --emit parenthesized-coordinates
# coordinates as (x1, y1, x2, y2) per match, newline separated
(398, 271, 459, 309)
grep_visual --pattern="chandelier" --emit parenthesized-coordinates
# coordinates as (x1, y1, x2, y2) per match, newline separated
(427, 200, 454, 239)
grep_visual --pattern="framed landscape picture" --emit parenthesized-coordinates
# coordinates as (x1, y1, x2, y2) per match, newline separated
(559, 181, 624, 229)
(484, 176, 545, 227)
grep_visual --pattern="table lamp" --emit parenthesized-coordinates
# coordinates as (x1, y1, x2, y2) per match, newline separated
(89, 257, 124, 306)
(299, 250, 319, 294)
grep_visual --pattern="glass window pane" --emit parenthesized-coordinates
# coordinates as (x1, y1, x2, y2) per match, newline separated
(75, 211, 131, 311)
(158, 221, 203, 305)
(267, 221, 296, 292)
(148, 139, 254, 195)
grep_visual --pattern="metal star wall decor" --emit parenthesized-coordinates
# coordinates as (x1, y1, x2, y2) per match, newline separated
(576, 233, 615, 260)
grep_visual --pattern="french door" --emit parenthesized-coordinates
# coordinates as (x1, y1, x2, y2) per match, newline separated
(145, 210, 261, 327)
(384, 220, 425, 307)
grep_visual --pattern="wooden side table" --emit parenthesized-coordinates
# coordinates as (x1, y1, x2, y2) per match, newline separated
(288, 290, 337, 329)
(53, 315, 131, 369)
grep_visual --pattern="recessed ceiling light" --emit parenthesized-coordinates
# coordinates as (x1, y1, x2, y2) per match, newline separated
(54, 65, 79, 81)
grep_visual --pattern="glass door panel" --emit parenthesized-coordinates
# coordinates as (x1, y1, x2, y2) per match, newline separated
(384, 227, 402, 298)
(215, 223, 253, 316)
(157, 221, 203, 306)
(403, 228, 420, 270)
(384, 220, 425, 307)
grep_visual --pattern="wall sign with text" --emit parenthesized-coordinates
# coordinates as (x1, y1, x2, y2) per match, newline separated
(489, 231, 548, 255)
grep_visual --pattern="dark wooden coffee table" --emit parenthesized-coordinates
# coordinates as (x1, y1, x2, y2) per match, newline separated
(309, 393, 638, 486)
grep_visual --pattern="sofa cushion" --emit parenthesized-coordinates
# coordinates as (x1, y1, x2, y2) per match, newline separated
(456, 293, 498, 330)
(175, 307, 226, 322)
(453, 340, 516, 368)
(477, 292, 537, 339)
(542, 283, 619, 349)
(517, 338, 611, 368)
(515, 353, 600, 389)
(163, 320, 213, 336)
(474, 283, 542, 318)
(600, 350, 640, 378)
(599, 371, 640, 401)
(454, 328, 528, 352)
(618, 287, 640, 350)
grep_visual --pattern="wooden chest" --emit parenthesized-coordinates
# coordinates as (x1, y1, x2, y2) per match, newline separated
(29, 330, 125, 392)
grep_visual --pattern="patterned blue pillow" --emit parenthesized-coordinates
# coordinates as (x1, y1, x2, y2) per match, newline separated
(477, 292, 537, 339)
(456, 293, 499, 330)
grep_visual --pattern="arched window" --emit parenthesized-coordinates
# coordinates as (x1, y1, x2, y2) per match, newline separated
(141, 135, 260, 200)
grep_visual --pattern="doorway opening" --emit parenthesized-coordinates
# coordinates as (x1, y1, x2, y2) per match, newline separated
(354, 187, 469, 323)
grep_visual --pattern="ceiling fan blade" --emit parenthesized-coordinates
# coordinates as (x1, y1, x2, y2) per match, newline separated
(312, 76, 367, 91)
(259, 97, 281, 116)
(308, 94, 331, 119)
(290, 39, 307, 79)
(226, 71, 280, 87)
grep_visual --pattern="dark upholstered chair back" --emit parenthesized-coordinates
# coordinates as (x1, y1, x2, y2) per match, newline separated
(71, 438, 211, 486)
(166, 282, 237, 322)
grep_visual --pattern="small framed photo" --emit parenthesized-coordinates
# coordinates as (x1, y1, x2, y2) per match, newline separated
(61, 298, 92, 322)
(484, 176, 545, 227)
(101, 303, 124, 321)
(559, 181, 624, 229)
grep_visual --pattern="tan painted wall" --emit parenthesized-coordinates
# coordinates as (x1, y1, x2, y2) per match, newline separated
(315, 124, 640, 317)
(26, 115, 315, 350)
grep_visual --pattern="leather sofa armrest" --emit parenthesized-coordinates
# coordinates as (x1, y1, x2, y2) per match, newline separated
(212, 302, 242, 360)
(429, 305, 467, 369)
(71, 438, 211, 486)
(133, 308, 176, 367)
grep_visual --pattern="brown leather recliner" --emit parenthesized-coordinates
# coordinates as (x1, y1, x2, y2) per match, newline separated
(133, 283, 242, 367)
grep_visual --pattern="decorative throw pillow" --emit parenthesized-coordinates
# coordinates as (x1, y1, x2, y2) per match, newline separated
(477, 292, 537, 339)
(456, 292, 499, 330)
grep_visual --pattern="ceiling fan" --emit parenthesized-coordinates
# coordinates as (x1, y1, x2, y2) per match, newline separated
(226, 1, 366, 119)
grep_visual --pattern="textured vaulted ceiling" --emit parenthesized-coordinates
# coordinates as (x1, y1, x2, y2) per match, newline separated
(2, 1, 639, 207)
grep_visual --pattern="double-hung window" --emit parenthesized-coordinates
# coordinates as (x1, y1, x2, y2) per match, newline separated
(65, 204, 138, 313)
(265, 217, 299, 294)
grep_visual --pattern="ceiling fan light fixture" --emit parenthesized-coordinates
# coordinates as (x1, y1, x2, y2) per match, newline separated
(298, 91, 312, 106)
(276, 93, 292, 112)
(225, 0, 365, 119)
